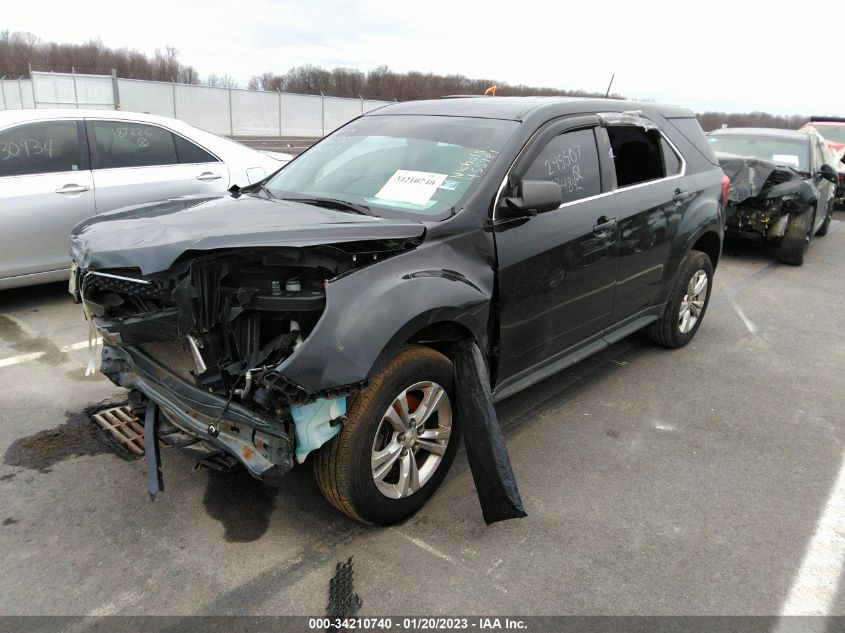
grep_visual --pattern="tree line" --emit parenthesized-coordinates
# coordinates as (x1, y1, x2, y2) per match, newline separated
(246, 64, 622, 102)
(0, 30, 814, 131)
(0, 31, 203, 84)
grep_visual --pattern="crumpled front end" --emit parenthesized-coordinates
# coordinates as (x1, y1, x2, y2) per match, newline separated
(76, 240, 415, 483)
(717, 152, 816, 241)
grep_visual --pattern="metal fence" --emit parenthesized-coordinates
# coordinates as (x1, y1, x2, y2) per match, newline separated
(0, 71, 391, 137)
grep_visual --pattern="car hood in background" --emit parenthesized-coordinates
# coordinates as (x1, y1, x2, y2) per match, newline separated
(715, 151, 815, 205)
(70, 194, 426, 275)
(259, 149, 294, 162)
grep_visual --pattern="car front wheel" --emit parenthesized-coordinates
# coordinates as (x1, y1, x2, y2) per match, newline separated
(778, 211, 812, 265)
(647, 249, 714, 348)
(314, 345, 459, 524)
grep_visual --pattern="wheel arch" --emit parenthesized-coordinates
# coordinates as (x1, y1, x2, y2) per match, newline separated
(691, 229, 722, 269)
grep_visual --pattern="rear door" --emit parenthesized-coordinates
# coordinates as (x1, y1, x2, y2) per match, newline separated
(0, 119, 94, 279)
(86, 119, 230, 213)
(599, 120, 691, 326)
(494, 116, 620, 391)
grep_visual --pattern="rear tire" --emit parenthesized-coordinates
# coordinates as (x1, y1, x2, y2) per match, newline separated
(778, 211, 812, 265)
(314, 345, 459, 525)
(647, 250, 713, 349)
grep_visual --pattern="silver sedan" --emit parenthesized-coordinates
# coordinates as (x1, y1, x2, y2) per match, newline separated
(0, 109, 291, 289)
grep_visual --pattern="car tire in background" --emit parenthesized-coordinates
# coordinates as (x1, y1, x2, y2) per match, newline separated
(314, 345, 460, 525)
(647, 249, 714, 349)
(778, 211, 813, 266)
(815, 201, 832, 237)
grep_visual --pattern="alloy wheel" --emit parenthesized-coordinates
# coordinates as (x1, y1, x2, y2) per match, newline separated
(678, 270, 708, 334)
(371, 381, 452, 499)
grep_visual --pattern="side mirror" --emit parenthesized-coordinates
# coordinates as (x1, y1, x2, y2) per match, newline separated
(818, 164, 838, 183)
(499, 180, 562, 219)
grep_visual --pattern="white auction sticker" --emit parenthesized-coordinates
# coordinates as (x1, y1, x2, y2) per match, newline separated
(772, 154, 800, 167)
(375, 170, 448, 206)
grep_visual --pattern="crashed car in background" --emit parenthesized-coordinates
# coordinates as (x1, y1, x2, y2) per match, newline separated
(708, 127, 838, 265)
(70, 97, 725, 525)
(801, 117, 845, 204)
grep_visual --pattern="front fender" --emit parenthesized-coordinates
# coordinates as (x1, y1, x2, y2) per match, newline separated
(275, 238, 494, 392)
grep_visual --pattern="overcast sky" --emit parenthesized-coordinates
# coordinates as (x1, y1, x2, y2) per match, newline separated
(7, 0, 843, 115)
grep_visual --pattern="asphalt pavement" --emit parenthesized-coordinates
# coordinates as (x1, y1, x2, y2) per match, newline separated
(1, 215, 844, 617)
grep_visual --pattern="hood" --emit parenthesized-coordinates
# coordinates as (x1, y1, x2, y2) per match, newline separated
(70, 194, 426, 275)
(259, 150, 294, 163)
(715, 151, 814, 205)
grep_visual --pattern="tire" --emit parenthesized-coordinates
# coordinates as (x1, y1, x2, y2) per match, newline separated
(815, 202, 832, 237)
(646, 250, 714, 349)
(313, 345, 460, 525)
(778, 211, 812, 265)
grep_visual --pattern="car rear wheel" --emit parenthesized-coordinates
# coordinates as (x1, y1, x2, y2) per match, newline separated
(646, 249, 713, 349)
(778, 211, 812, 265)
(313, 345, 459, 525)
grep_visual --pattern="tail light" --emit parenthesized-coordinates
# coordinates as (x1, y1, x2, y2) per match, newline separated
(721, 174, 730, 207)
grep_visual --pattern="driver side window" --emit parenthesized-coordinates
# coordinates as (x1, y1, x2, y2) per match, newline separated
(523, 128, 602, 205)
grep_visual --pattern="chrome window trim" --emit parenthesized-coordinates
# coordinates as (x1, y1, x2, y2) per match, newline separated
(493, 119, 688, 219)
(88, 271, 151, 285)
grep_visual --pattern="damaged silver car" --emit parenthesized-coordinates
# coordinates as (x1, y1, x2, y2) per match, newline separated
(70, 97, 725, 524)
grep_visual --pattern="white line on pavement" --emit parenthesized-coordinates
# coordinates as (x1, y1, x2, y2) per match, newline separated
(0, 340, 92, 369)
(779, 451, 845, 616)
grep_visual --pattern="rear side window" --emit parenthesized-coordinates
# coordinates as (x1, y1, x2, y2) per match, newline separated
(0, 121, 81, 177)
(91, 121, 178, 169)
(523, 128, 601, 204)
(174, 134, 217, 164)
(607, 126, 664, 187)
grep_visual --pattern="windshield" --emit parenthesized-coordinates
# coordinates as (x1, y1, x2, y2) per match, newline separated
(810, 125, 845, 144)
(264, 115, 518, 220)
(707, 134, 810, 173)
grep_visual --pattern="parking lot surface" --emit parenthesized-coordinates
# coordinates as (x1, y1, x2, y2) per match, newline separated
(1, 215, 845, 616)
(234, 135, 317, 156)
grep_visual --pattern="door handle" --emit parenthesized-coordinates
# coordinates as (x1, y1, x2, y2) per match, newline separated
(673, 188, 693, 203)
(196, 172, 222, 181)
(55, 184, 90, 194)
(593, 216, 618, 234)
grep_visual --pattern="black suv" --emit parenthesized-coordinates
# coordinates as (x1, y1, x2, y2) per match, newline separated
(70, 97, 724, 524)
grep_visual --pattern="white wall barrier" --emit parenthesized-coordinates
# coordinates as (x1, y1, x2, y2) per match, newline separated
(0, 71, 391, 138)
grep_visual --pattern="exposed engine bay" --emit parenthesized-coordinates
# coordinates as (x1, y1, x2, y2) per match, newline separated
(716, 152, 817, 240)
(74, 237, 418, 484)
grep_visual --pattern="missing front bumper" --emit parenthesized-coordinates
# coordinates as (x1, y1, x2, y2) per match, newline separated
(101, 344, 294, 485)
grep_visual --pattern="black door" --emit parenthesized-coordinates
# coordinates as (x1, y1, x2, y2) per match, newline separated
(493, 118, 619, 391)
(598, 124, 694, 326)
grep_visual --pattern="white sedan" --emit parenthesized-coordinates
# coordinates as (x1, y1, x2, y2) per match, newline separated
(0, 109, 291, 290)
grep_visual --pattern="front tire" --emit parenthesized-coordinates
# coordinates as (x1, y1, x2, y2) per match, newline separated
(314, 345, 460, 525)
(778, 211, 812, 265)
(816, 201, 832, 237)
(647, 250, 714, 349)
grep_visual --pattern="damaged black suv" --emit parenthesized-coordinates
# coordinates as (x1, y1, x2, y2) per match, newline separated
(70, 97, 724, 525)
(709, 127, 838, 265)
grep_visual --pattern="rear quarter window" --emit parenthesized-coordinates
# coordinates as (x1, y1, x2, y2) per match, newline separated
(667, 117, 719, 166)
